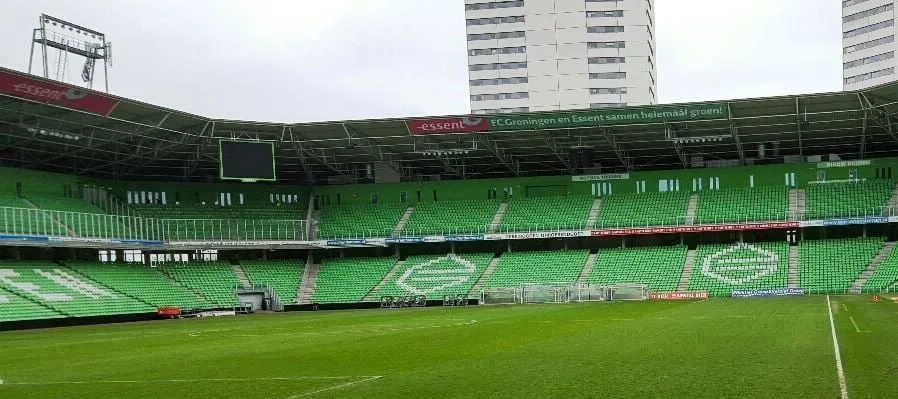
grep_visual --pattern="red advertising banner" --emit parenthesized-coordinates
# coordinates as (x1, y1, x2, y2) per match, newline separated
(590, 221, 798, 237)
(0, 71, 117, 115)
(651, 291, 709, 300)
(406, 117, 491, 135)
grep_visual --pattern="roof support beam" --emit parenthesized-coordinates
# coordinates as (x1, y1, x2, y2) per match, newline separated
(600, 128, 632, 171)
(341, 123, 406, 178)
(538, 131, 573, 174)
(727, 103, 746, 165)
(476, 134, 520, 176)
(664, 125, 689, 169)
(285, 126, 315, 184)
(288, 128, 350, 177)
(796, 97, 804, 157)
(859, 91, 898, 144)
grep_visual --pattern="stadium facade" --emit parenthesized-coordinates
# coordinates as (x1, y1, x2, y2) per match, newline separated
(465, 0, 657, 114)
(843, 0, 898, 90)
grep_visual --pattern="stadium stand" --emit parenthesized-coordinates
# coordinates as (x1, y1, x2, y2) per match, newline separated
(799, 237, 884, 294)
(587, 246, 687, 292)
(159, 262, 240, 306)
(311, 257, 396, 303)
(402, 200, 499, 235)
(316, 203, 407, 238)
(134, 204, 305, 240)
(686, 241, 789, 295)
(0, 194, 57, 235)
(373, 253, 492, 299)
(0, 261, 155, 317)
(481, 250, 588, 288)
(65, 262, 213, 309)
(804, 180, 893, 219)
(595, 192, 689, 227)
(239, 260, 303, 303)
(862, 246, 898, 293)
(0, 287, 66, 322)
(498, 196, 593, 232)
(694, 187, 789, 223)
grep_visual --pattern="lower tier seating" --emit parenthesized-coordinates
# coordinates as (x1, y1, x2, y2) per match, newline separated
(0, 287, 66, 322)
(239, 260, 303, 304)
(686, 241, 789, 295)
(481, 250, 588, 288)
(160, 262, 240, 307)
(862, 245, 898, 293)
(374, 253, 492, 299)
(0, 261, 154, 317)
(312, 257, 396, 303)
(799, 237, 883, 294)
(587, 246, 687, 292)
(65, 262, 213, 309)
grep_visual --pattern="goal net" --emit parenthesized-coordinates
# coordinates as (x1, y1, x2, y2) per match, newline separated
(480, 283, 648, 305)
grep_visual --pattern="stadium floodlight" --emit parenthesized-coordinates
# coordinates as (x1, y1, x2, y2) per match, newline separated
(27, 14, 112, 92)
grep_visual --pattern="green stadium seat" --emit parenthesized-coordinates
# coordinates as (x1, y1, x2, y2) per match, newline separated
(374, 253, 492, 299)
(312, 257, 396, 303)
(65, 262, 214, 309)
(687, 241, 789, 296)
(159, 262, 240, 307)
(239, 260, 303, 304)
(135, 204, 305, 241)
(694, 187, 789, 224)
(317, 203, 407, 238)
(863, 244, 898, 293)
(799, 237, 883, 294)
(0, 287, 66, 322)
(588, 246, 686, 292)
(402, 200, 499, 235)
(805, 181, 893, 219)
(482, 250, 588, 288)
(595, 192, 689, 228)
(499, 196, 593, 232)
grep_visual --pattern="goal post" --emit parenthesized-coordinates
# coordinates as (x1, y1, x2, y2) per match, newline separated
(480, 283, 648, 305)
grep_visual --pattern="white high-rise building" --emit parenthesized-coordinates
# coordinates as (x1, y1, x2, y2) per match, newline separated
(843, 0, 897, 90)
(465, 0, 657, 114)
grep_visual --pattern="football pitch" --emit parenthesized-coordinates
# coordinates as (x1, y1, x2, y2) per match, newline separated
(0, 296, 896, 398)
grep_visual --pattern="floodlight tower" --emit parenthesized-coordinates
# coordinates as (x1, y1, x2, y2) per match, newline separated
(28, 14, 112, 92)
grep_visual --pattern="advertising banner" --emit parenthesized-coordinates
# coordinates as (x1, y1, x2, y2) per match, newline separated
(591, 222, 799, 237)
(505, 231, 585, 240)
(385, 237, 425, 244)
(650, 291, 709, 300)
(0, 234, 50, 242)
(822, 217, 888, 226)
(445, 234, 484, 242)
(0, 71, 117, 115)
(406, 117, 490, 135)
(488, 103, 727, 131)
(731, 288, 805, 298)
(571, 173, 630, 182)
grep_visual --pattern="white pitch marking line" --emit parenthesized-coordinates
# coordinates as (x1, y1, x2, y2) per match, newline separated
(848, 316, 869, 333)
(826, 295, 850, 399)
(285, 375, 383, 398)
(842, 303, 849, 312)
(0, 376, 376, 385)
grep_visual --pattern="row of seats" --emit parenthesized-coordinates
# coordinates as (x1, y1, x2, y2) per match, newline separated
(239, 260, 303, 304)
(373, 253, 494, 299)
(312, 257, 397, 303)
(482, 250, 588, 288)
(158, 262, 240, 307)
(805, 180, 893, 219)
(66, 262, 213, 309)
(316, 203, 406, 239)
(588, 245, 687, 292)
(799, 237, 884, 294)
(499, 196, 594, 232)
(863, 246, 898, 293)
(694, 187, 789, 224)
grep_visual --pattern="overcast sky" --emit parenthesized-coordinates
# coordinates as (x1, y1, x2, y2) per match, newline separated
(0, 0, 843, 122)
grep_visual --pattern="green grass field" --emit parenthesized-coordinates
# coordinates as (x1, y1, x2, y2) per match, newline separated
(0, 296, 896, 398)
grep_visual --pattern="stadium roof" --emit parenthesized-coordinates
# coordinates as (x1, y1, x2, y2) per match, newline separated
(2, 66, 898, 183)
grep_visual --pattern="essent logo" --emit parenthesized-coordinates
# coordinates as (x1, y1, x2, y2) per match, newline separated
(408, 116, 490, 135)
(12, 83, 88, 101)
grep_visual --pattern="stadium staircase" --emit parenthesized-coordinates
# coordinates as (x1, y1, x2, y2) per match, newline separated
(297, 255, 320, 304)
(585, 199, 602, 228)
(487, 203, 507, 233)
(392, 206, 415, 235)
(787, 245, 799, 288)
(676, 249, 696, 291)
(468, 255, 501, 295)
(685, 194, 698, 225)
(849, 241, 896, 293)
(788, 189, 806, 220)
(884, 184, 898, 215)
(362, 260, 405, 301)
(576, 251, 598, 283)
(308, 210, 320, 239)
(239, 260, 303, 304)
(231, 263, 251, 289)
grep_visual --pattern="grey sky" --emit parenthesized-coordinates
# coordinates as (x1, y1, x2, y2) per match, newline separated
(0, 0, 843, 122)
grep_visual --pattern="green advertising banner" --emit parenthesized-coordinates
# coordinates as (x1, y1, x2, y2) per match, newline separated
(487, 103, 728, 131)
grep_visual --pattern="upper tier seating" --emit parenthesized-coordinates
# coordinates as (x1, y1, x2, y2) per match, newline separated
(595, 192, 689, 228)
(374, 253, 492, 299)
(134, 204, 305, 241)
(694, 187, 789, 224)
(499, 196, 593, 232)
(239, 260, 303, 303)
(160, 262, 239, 307)
(0, 287, 66, 322)
(587, 246, 687, 292)
(862, 244, 898, 293)
(402, 200, 499, 235)
(805, 180, 893, 219)
(312, 257, 396, 303)
(0, 262, 154, 317)
(481, 250, 588, 288)
(686, 241, 789, 295)
(316, 203, 407, 238)
(0, 194, 62, 236)
(65, 262, 213, 309)
(799, 237, 883, 293)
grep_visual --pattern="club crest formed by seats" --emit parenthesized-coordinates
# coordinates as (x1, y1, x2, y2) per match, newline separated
(700, 243, 779, 285)
(396, 254, 477, 296)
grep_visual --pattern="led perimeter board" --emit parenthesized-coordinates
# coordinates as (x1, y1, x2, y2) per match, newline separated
(218, 140, 276, 182)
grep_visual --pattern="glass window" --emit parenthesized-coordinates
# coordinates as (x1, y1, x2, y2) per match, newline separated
(843, 3, 892, 23)
(588, 57, 626, 64)
(844, 35, 894, 54)
(590, 88, 628, 94)
(587, 10, 623, 17)
(587, 26, 625, 33)
(844, 67, 895, 84)
(844, 51, 894, 69)
(588, 41, 626, 49)
(590, 72, 627, 79)
(844, 19, 894, 38)
(465, 1, 524, 10)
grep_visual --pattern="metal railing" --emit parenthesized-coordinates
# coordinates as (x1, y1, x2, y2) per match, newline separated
(0, 205, 306, 242)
